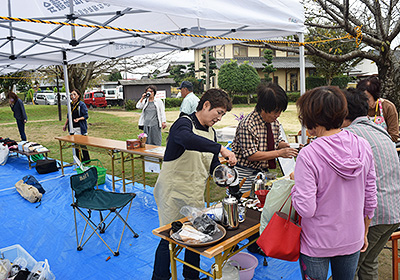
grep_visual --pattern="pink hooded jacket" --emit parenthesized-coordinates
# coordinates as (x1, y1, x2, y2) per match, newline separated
(292, 130, 377, 257)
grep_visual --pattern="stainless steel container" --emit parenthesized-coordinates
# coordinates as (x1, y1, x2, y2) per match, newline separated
(222, 196, 239, 230)
(250, 172, 267, 199)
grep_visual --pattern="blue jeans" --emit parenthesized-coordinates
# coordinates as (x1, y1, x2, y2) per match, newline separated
(152, 239, 200, 280)
(16, 119, 26, 141)
(299, 251, 360, 280)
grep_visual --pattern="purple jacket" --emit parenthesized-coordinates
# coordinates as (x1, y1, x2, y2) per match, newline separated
(292, 130, 377, 257)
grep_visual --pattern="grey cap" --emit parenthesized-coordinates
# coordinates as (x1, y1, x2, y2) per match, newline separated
(177, 81, 193, 89)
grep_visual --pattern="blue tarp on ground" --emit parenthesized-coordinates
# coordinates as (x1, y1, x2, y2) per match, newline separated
(1, 155, 306, 279)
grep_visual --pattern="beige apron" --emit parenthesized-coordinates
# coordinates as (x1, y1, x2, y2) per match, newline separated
(154, 117, 215, 226)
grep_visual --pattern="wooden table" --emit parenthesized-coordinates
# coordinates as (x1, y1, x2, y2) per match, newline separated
(152, 209, 261, 280)
(13, 150, 49, 169)
(55, 135, 164, 191)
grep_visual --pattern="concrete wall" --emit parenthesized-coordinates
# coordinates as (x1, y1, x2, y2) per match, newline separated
(124, 84, 172, 101)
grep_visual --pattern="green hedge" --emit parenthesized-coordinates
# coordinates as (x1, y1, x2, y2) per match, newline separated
(306, 76, 352, 90)
(165, 98, 183, 108)
(287, 92, 300, 102)
(306, 76, 326, 90)
(331, 76, 351, 89)
(231, 95, 248, 104)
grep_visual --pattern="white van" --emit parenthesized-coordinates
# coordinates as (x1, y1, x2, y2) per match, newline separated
(34, 92, 56, 105)
(55, 93, 68, 105)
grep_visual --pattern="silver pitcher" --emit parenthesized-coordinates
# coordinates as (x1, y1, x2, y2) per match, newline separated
(222, 196, 239, 230)
(249, 172, 267, 199)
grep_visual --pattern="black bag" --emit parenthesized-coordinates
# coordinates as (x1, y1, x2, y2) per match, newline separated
(35, 159, 59, 174)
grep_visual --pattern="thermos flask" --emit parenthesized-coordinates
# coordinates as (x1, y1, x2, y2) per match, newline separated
(222, 196, 239, 230)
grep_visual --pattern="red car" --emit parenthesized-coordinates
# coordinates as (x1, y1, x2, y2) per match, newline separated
(84, 91, 107, 108)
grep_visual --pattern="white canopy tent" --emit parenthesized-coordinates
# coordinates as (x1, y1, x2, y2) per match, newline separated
(0, 0, 306, 140)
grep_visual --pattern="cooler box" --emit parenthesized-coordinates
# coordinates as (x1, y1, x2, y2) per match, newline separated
(76, 159, 107, 185)
(0, 244, 36, 271)
(0, 244, 55, 280)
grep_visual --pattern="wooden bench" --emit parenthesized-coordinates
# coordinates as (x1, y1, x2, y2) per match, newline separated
(13, 150, 49, 169)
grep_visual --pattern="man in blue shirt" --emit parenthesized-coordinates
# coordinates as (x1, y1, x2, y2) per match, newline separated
(178, 81, 199, 116)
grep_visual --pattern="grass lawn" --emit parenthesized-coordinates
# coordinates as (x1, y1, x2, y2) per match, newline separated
(0, 103, 301, 202)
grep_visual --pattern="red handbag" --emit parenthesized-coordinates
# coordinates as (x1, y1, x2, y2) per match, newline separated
(257, 194, 301, 262)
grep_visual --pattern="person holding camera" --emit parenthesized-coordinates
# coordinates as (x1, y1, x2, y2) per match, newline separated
(136, 85, 167, 146)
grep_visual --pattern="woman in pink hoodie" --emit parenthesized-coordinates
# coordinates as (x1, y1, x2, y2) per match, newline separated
(291, 86, 377, 280)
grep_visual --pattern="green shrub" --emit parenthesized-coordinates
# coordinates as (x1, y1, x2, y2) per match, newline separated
(165, 97, 183, 108)
(231, 95, 248, 104)
(287, 92, 300, 102)
(125, 99, 136, 111)
(331, 76, 351, 89)
(306, 76, 326, 90)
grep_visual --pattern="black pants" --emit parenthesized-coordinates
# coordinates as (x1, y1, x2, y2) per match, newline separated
(75, 146, 90, 163)
(152, 239, 200, 280)
(16, 119, 27, 141)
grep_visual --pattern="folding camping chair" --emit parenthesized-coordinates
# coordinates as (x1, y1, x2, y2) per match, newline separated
(70, 167, 139, 256)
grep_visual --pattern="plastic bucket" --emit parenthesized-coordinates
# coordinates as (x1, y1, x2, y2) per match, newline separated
(229, 252, 258, 280)
(76, 159, 107, 185)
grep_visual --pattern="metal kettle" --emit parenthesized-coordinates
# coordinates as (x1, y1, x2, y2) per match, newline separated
(250, 172, 267, 199)
(222, 195, 239, 230)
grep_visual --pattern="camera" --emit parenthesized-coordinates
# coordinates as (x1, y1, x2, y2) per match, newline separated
(145, 92, 151, 98)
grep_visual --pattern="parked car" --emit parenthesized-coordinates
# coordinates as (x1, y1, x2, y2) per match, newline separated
(55, 92, 68, 105)
(84, 91, 107, 108)
(34, 92, 56, 105)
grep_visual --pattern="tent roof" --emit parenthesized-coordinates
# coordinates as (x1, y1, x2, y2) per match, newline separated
(0, 0, 304, 75)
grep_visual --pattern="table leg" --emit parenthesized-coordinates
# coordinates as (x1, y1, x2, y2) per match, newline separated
(214, 254, 224, 279)
(393, 238, 399, 280)
(131, 155, 135, 188)
(111, 152, 115, 192)
(59, 140, 64, 175)
(142, 156, 146, 188)
(169, 242, 178, 280)
(121, 152, 126, 192)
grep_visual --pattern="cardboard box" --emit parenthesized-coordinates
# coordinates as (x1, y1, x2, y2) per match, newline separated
(126, 139, 141, 150)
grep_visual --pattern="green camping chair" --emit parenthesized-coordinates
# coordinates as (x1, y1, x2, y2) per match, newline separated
(70, 167, 139, 256)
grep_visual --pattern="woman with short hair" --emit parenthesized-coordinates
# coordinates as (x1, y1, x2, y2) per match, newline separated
(357, 76, 399, 142)
(62, 89, 90, 162)
(152, 88, 236, 280)
(136, 85, 167, 146)
(291, 86, 377, 279)
(8, 91, 27, 141)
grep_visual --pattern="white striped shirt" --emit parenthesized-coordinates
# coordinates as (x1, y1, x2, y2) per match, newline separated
(345, 116, 400, 226)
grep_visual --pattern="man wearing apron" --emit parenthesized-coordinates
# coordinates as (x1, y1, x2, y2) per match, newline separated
(152, 89, 237, 280)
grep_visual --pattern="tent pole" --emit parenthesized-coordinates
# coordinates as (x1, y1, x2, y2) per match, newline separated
(299, 33, 307, 144)
(63, 52, 73, 134)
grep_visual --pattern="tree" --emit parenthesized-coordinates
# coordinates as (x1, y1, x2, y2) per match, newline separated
(0, 72, 32, 94)
(238, 63, 261, 103)
(199, 48, 217, 86)
(169, 65, 187, 86)
(218, 60, 260, 103)
(218, 60, 241, 94)
(186, 62, 196, 77)
(262, 49, 276, 83)
(306, 27, 362, 85)
(40, 52, 175, 94)
(263, 0, 400, 110)
(108, 71, 122, 81)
